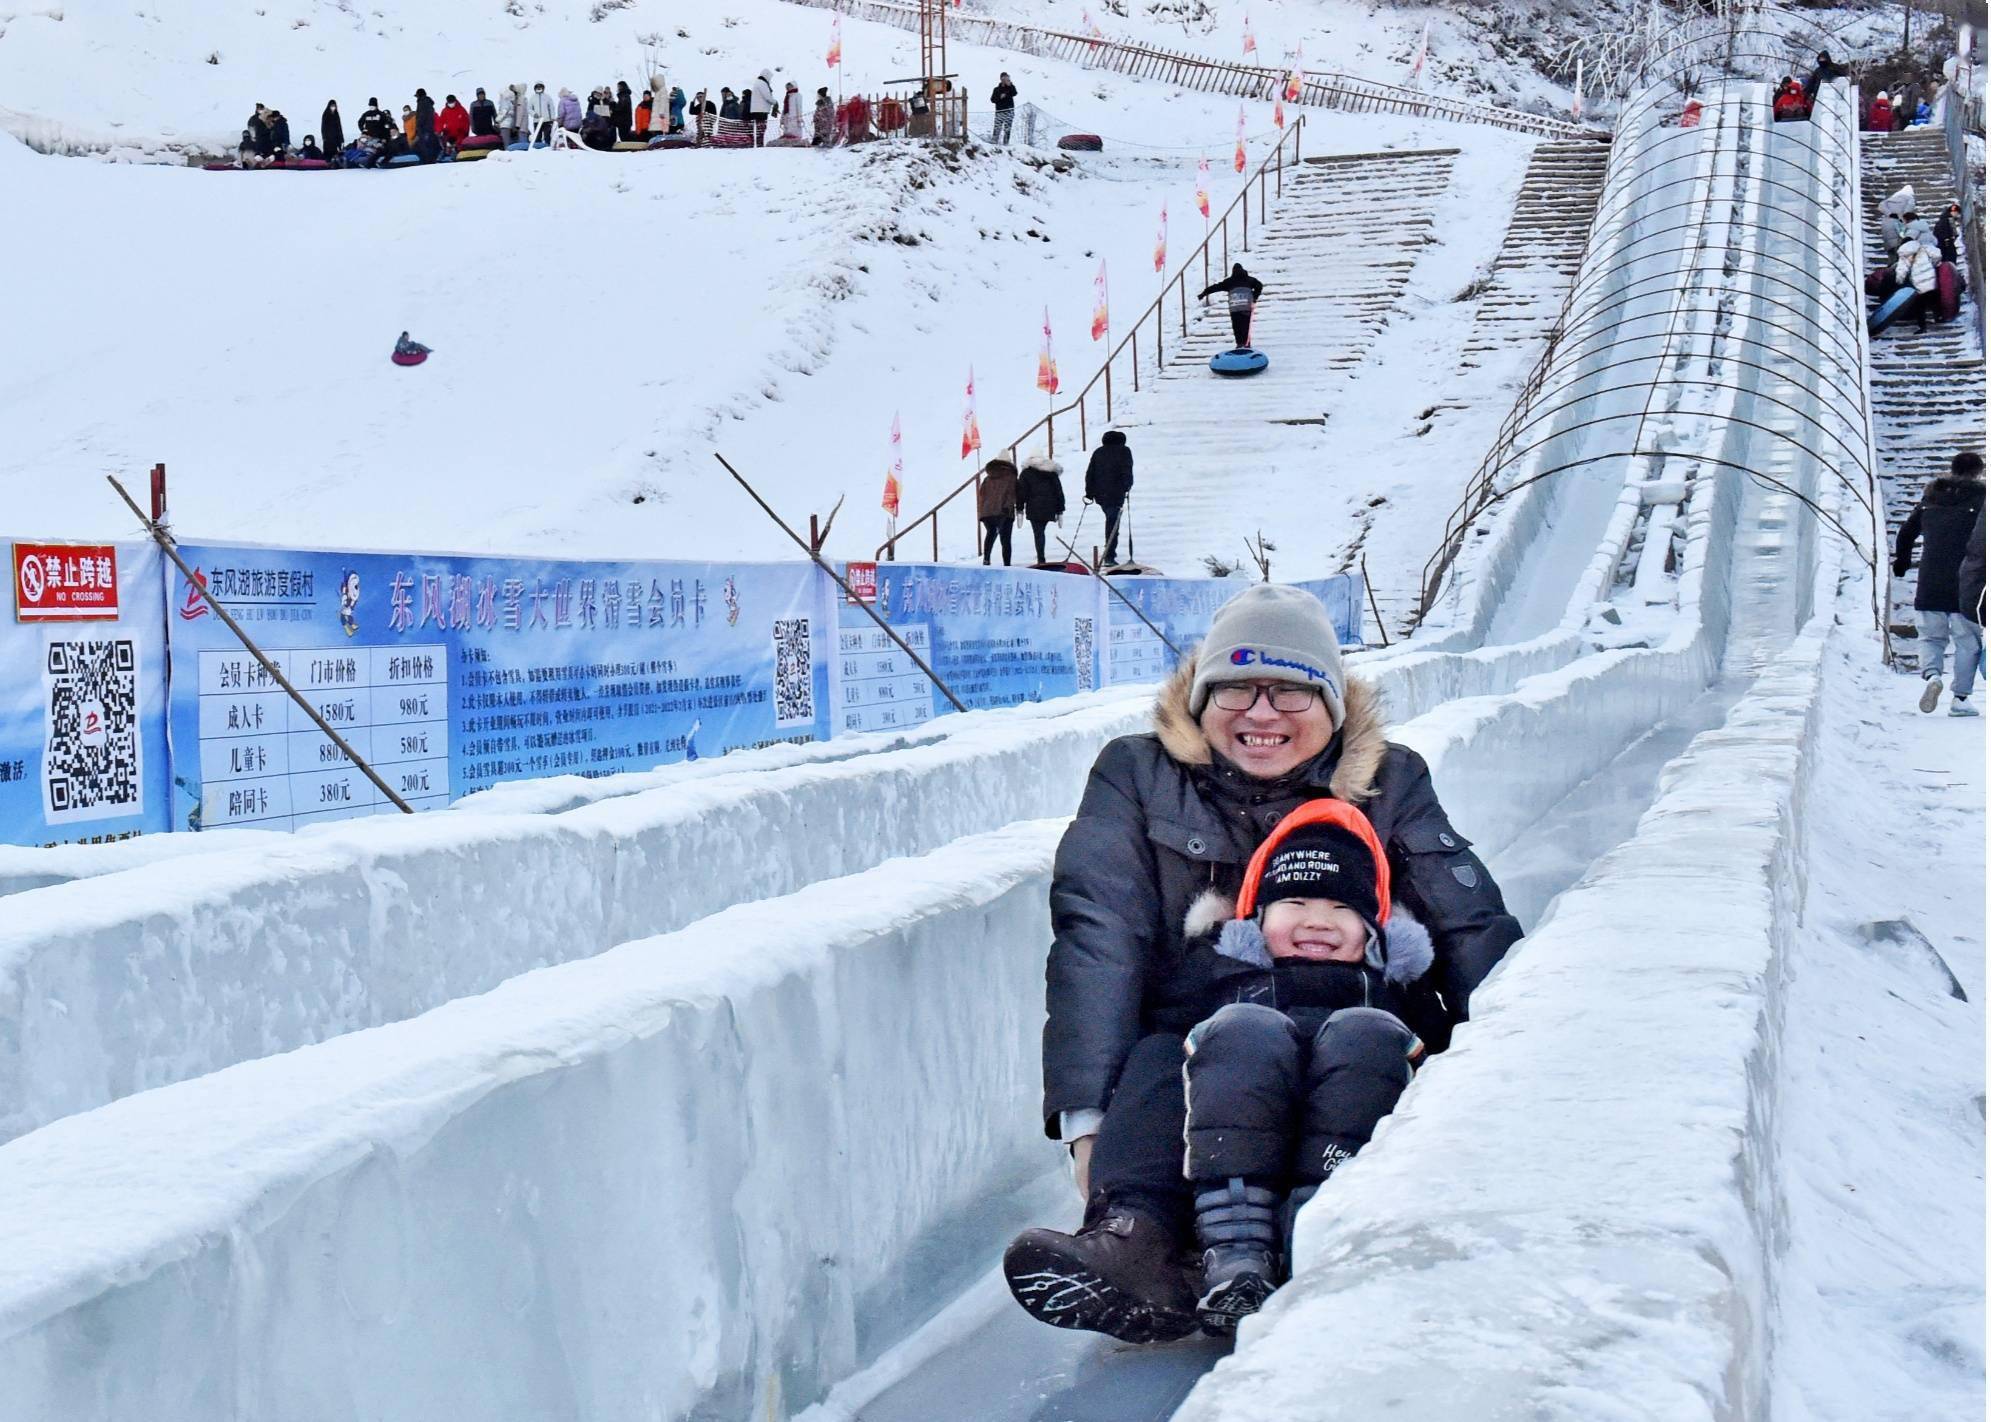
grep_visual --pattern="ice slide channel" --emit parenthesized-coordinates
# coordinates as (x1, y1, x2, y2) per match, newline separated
(0, 350, 1823, 1421)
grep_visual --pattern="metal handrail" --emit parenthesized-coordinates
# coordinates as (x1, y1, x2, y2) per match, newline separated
(880, 116, 1307, 560)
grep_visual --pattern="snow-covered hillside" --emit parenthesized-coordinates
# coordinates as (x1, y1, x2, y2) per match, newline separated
(1, 0, 1543, 575)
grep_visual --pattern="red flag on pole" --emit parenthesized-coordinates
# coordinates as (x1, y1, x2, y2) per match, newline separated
(1234, 106, 1247, 173)
(883, 412, 903, 517)
(1242, 13, 1256, 56)
(1196, 156, 1211, 219)
(961, 368, 982, 458)
(1273, 93, 1286, 129)
(1406, 20, 1429, 85)
(1036, 308, 1061, 394)
(1091, 261, 1110, 341)
(1154, 202, 1168, 273)
(827, 14, 842, 69)
(1283, 41, 1304, 102)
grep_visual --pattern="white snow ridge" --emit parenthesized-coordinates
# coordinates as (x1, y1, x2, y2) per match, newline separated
(0, 3, 1980, 1422)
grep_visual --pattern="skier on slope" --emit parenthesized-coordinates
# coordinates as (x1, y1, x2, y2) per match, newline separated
(1199, 263, 1266, 350)
(1002, 584, 1520, 1344)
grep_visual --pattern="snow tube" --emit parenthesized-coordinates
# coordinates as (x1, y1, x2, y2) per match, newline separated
(1938, 261, 1961, 322)
(505, 140, 532, 152)
(202, 162, 244, 171)
(1210, 347, 1270, 376)
(767, 135, 808, 147)
(1866, 265, 1896, 297)
(387, 153, 421, 167)
(612, 139, 652, 151)
(282, 158, 330, 170)
(649, 133, 694, 148)
(452, 146, 492, 161)
(460, 134, 500, 150)
(391, 349, 429, 367)
(1868, 286, 1917, 335)
(1057, 133, 1103, 152)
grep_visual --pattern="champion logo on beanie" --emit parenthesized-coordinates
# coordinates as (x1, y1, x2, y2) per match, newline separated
(1190, 584, 1347, 724)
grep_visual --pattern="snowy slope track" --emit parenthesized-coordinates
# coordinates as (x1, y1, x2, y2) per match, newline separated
(1103, 147, 1465, 576)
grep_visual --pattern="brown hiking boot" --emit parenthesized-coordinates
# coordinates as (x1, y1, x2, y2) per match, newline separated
(1003, 1208, 1199, 1344)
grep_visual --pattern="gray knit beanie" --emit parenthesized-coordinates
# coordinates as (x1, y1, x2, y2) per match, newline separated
(1188, 583, 1346, 725)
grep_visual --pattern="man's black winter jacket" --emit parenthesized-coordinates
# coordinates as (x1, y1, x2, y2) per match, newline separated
(1041, 662, 1523, 1134)
(1084, 432, 1133, 506)
(1893, 474, 1986, 613)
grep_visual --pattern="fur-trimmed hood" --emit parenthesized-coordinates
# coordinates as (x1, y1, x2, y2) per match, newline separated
(1151, 649, 1386, 805)
(1182, 888, 1435, 985)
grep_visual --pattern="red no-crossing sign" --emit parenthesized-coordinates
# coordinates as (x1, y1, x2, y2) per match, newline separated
(12, 542, 121, 621)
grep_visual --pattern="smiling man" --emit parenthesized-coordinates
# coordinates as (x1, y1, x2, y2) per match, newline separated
(1003, 582, 1523, 1344)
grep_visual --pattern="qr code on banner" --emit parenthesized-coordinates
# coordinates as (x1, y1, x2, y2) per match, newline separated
(1073, 617, 1096, 692)
(772, 617, 815, 728)
(43, 636, 144, 825)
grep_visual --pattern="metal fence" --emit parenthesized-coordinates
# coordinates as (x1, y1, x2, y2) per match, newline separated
(1942, 68, 1987, 351)
(797, 0, 1597, 141)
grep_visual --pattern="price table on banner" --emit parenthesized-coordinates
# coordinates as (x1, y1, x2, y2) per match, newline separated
(835, 623, 934, 733)
(1106, 605, 1173, 685)
(194, 644, 450, 829)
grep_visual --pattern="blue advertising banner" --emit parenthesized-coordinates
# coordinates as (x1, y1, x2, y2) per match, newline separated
(833, 562, 1099, 733)
(0, 538, 172, 847)
(1104, 573, 1370, 687)
(166, 543, 829, 832)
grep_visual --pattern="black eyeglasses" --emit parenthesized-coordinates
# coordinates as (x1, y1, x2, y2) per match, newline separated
(1209, 683, 1319, 713)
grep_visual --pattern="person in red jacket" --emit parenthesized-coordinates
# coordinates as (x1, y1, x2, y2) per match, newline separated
(1771, 77, 1810, 122)
(1867, 91, 1894, 132)
(436, 94, 471, 150)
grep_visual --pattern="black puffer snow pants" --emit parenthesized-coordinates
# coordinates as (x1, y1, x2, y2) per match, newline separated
(1182, 1002, 1416, 1186)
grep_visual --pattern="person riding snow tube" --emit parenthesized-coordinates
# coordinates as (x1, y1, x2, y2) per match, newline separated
(391, 331, 432, 367)
(1198, 264, 1265, 351)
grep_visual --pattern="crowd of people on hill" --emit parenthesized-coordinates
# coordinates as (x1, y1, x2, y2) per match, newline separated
(231, 69, 903, 168)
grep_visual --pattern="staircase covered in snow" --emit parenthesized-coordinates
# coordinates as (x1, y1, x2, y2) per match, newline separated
(1859, 127, 1985, 632)
(1104, 147, 1459, 577)
(1457, 139, 1613, 369)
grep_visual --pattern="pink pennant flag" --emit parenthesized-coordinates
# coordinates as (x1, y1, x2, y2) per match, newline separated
(1036, 308, 1061, 395)
(961, 367, 982, 459)
(1091, 260, 1110, 342)
(1407, 19, 1429, 84)
(1233, 106, 1247, 173)
(1273, 93, 1286, 129)
(1195, 156, 1211, 219)
(1154, 202, 1168, 273)
(1242, 13, 1257, 56)
(1283, 41, 1304, 102)
(883, 412, 903, 517)
(827, 14, 842, 69)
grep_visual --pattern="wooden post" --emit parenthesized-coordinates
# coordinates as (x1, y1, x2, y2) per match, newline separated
(149, 462, 167, 524)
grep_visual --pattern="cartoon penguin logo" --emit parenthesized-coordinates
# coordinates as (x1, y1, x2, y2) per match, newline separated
(338, 570, 361, 638)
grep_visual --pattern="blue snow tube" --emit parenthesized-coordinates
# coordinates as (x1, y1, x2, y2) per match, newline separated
(1210, 347, 1269, 376)
(386, 153, 421, 167)
(505, 140, 532, 151)
(1867, 286, 1916, 335)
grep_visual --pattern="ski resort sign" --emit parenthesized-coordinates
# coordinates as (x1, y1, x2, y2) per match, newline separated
(0, 537, 169, 846)
(164, 541, 830, 833)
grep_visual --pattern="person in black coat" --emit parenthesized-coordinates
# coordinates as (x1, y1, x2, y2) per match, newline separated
(1084, 430, 1134, 566)
(469, 88, 498, 137)
(1803, 50, 1846, 101)
(268, 109, 292, 155)
(1893, 450, 1986, 714)
(991, 72, 1018, 144)
(1199, 263, 1266, 350)
(1017, 451, 1066, 564)
(358, 97, 392, 142)
(612, 80, 634, 141)
(321, 100, 345, 156)
(1003, 584, 1520, 1343)
(245, 105, 274, 158)
(414, 88, 436, 139)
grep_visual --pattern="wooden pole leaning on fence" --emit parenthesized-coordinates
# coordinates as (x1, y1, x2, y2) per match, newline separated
(713, 452, 968, 713)
(105, 473, 416, 814)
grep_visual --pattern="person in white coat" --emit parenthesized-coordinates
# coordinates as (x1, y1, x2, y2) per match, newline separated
(647, 74, 670, 135)
(779, 81, 805, 142)
(526, 82, 555, 144)
(1878, 184, 1915, 253)
(1895, 236, 1939, 331)
(498, 83, 526, 145)
(750, 69, 778, 146)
